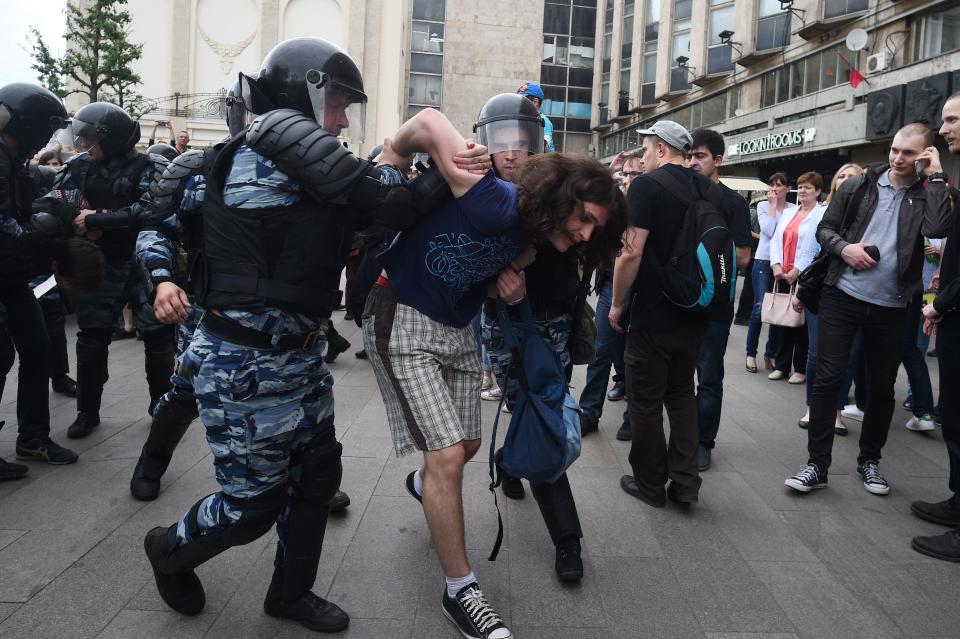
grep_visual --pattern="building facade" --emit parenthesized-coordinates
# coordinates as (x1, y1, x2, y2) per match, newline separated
(69, 0, 408, 157)
(593, 0, 960, 182)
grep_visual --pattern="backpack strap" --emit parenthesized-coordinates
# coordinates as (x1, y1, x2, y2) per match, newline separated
(648, 169, 694, 207)
(486, 397, 506, 561)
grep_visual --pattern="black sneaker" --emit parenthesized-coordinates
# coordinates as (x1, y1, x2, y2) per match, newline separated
(620, 475, 666, 508)
(0, 458, 29, 481)
(67, 412, 100, 439)
(328, 489, 350, 513)
(500, 474, 525, 500)
(856, 460, 890, 496)
(441, 583, 512, 639)
(555, 537, 583, 582)
(606, 382, 626, 402)
(579, 412, 599, 436)
(51, 375, 77, 397)
(784, 464, 827, 493)
(144, 526, 206, 616)
(16, 437, 78, 464)
(615, 420, 632, 441)
(697, 445, 711, 471)
(405, 471, 423, 503)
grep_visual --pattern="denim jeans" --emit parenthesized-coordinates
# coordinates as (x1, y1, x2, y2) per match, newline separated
(901, 296, 935, 416)
(745, 259, 780, 358)
(697, 317, 731, 449)
(579, 274, 625, 420)
(471, 310, 492, 372)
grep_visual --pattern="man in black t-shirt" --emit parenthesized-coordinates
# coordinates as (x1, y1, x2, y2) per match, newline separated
(609, 120, 711, 507)
(686, 129, 753, 472)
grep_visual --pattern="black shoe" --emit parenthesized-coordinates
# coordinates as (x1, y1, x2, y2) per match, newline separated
(323, 332, 351, 364)
(144, 527, 206, 616)
(354, 349, 367, 360)
(67, 412, 100, 439)
(910, 500, 960, 527)
(441, 582, 512, 639)
(606, 382, 626, 402)
(911, 530, 960, 563)
(615, 421, 632, 442)
(405, 471, 423, 503)
(620, 475, 666, 508)
(264, 587, 350, 633)
(0, 458, 29, 481)
(784, 464, 828, 493)
(667, 482, 699, 505)
(856, 460, 890, 496)
(113, 327, 137, 340)
(500, 473, 525, 500)
(798, 419, 809, 429)
(51, 375, 77, 397)
(15, 437, 78, 464)
(733, 317, 750, 326)
(130, 456, 161, 501)
(555, 538, 583, 582)
(343, 311, 354, 322)
(579, 412, 599, 436)
(328, 490, 350, 513)
(698, 445, 711, 471)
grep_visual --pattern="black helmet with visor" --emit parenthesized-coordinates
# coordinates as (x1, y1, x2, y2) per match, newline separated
(70, 102, 140, 161)
(473, 93, 544, 156)
(0, 82, 69, 158)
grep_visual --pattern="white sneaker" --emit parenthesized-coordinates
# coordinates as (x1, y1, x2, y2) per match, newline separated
(788, 373, 806, 384)
(768, 370, 787, 381)
(906, 414, 936, 432)
(480, 386, 502, 401)
(841, 404, 864, 421)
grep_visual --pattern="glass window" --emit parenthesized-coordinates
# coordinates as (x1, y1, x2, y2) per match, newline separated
(707, 44, 732, 74)
(619, 69, 631, 94)
(788, 61, 804, 99)
(544, 3, 571, 34)
(543, 35, 570, 64)
(568, 87, 593, 118)
(700, 93, 726, 126)
(824, 0, 868, 20)
(645, 20, 660, 41)
(672, 33, 690, 63)
(408, 74, 442, 106)
(775, 67, 788, 102)
(602, 33, 613, 72)
(641, 82, 656, 105)
(759, 0, 783, 17)
(411, 22, 443, 53)
(914, 6, 960, 61)
(674, 0, 692, 21)
(804, 52, 820, 93)
(412, 0, 444, 22)
(543, 85, 567, 118)
(569, 67, 594, 87)
(727, 85, 740, 117)
(670, 67, 690, 92)
(604, 0, 615, 27)
(821, 46, 839, 88)
(600, 81, 610, 107)
(643, 53, 657, 82)
(571, 6, 597, 37)
(541, 64, 568, 85)
(709, 5, 734, 45)
(624, 0, 635, 16)
(410, 53, 443, 74)
(761, 72, 776, 107)
(757, 13, 791, 50)
(569, 37, 596, 67)
(645, 0, 660, 24)
(621, 15, 634, 64)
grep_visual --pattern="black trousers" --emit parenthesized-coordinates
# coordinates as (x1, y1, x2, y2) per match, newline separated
(0, 285, 51, 441)
(774, 281, 807, 375)
(938, 318, 960, 505)
(38, 293, 69, 379)
(625, 322, 707, 494)
(807, 286, 906, 471)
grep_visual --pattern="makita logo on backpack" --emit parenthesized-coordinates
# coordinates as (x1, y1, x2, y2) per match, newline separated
(717, 252, 727, 285)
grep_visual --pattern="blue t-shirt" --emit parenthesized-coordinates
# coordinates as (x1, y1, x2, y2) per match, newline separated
(378, 171, 523, 327)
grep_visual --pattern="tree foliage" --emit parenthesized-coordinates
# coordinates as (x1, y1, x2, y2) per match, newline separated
(27, 0, 144, 114)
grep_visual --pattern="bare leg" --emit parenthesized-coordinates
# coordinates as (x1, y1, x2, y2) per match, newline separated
(420, 439, 481, 578)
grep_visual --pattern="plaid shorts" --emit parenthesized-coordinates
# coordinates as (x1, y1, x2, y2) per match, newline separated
(362, 284, 482, 457)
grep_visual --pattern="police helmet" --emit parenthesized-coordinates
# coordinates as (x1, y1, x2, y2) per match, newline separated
(225, 75, 254, 137)
(0, 83, 69, 157)
(240, 37, 367, 142)
(473, 93, 544, 156)
(71, 102, 140, 161)
(146, 143, 179, 161)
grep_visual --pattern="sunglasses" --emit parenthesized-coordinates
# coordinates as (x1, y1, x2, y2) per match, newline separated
(622, 171, 643, 178)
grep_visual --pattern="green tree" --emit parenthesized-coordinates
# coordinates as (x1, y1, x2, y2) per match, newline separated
(27, 0, 144, 112)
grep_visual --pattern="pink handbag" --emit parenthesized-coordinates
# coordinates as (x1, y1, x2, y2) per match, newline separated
(761, 284, 805, 328)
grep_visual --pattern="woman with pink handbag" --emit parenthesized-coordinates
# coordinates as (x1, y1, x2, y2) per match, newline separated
(766, 172, 827, 384)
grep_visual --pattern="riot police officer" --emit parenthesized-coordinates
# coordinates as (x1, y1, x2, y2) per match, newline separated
(129, 79, 351, 514)
(0, 83, 84, 474)
(52, 102, 175, 439)
(142, 37, 472, 632)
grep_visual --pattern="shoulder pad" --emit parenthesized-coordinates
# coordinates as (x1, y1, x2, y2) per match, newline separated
(151, 150, 205, 218)
(246, 109, 368, 199)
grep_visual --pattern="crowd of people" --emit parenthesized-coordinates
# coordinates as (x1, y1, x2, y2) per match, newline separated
(1, 35, 959, 639)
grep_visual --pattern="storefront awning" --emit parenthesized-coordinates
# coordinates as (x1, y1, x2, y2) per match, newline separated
(719, 177, 769, 192)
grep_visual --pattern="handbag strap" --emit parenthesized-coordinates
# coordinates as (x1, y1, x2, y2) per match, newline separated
(486, 391, 507, 561)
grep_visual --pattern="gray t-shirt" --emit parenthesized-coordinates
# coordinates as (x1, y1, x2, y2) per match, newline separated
(836, 170, 906, 308)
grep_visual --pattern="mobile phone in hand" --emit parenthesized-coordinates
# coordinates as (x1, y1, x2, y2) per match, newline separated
(865, 245, 880, 262)
(915, 159, 929, 176)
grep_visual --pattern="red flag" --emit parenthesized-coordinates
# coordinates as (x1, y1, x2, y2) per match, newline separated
(849, 67, 865, 88)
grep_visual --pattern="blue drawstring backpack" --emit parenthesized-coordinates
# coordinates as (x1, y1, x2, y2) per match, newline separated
(487, 298, 582, 560)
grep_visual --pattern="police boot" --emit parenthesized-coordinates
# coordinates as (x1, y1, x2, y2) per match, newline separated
(130, 388, 199, 501)
(322, 327, 351, 364)
(142, 328, 176, 416)
(70, 329, 111, 438)
(531, 473, 584, 582)
(144, 525, 207, 616)
(264, 433, 349, 633)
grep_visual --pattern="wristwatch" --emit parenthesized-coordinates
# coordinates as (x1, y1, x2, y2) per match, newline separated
(927, 172, 948, 183)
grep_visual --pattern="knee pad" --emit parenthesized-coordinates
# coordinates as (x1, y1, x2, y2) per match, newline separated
(290, 433, 342, 508)
(219, 483, 289, 547)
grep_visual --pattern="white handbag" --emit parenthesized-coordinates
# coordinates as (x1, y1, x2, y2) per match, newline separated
(761, 284, 805, 328)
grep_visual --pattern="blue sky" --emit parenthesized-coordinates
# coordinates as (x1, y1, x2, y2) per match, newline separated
(0, 1, 68, 86)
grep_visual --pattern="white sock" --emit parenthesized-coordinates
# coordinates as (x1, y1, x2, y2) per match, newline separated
(413, 468, 424, 497)
(446, 571, 477, 599)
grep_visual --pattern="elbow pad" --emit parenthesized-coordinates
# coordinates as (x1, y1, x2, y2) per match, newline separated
(368, 164, 453, 231)
(151, 150, 206, 220)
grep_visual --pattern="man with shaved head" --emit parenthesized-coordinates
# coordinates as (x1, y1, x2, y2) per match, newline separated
(784, 121, 952, 497)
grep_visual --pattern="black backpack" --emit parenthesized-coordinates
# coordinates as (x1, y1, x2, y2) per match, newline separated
(648, 169, 737, 313)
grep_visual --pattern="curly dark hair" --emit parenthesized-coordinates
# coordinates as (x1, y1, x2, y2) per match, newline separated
(515, 153, 627, 267)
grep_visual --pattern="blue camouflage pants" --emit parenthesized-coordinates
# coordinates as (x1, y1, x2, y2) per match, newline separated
(173, 324, 334, 545)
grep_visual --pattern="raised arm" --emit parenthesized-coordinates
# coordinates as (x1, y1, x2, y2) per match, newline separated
(390, 108, 483, 198)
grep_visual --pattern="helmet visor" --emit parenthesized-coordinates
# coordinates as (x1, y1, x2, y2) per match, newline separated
(305, 71, 367, 143)
(71, 117, 103, 153)
(475, 119, 544, 155)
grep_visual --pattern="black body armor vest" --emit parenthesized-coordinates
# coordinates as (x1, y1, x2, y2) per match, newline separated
(196, 136, 349, 316)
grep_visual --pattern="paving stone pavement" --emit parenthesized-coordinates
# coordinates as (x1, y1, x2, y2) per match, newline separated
(0, 310, 956, 639)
